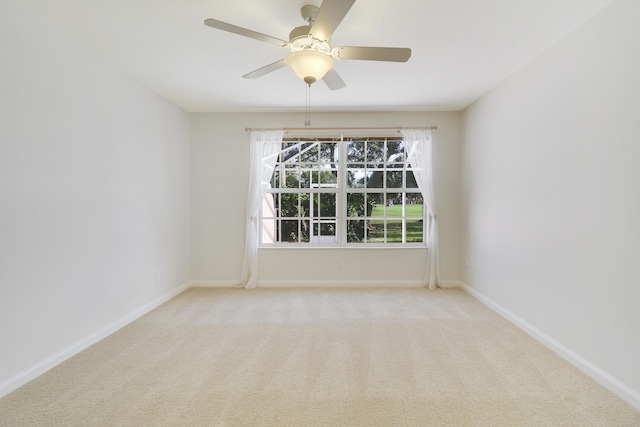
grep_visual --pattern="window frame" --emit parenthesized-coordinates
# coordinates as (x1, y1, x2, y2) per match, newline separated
(259, 135, 427, 248)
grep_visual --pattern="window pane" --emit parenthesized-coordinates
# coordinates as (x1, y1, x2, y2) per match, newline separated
(386, 195, 402, 217)
(300, 170, 311, 188)
(406, 220, 424, 242)
(320, 170, 338, 185)
(309, 170, 319, 186)
(347, 193, 365, 217)
(386, 139, 404, 162)
(301, 142, 318, 162)
(347, 165, 365, 188)
(406, 170, 418, 188)
(311, 194, 319, 218)
(279, 193, 300, 217)
(386, 170, 402, 188)
(347, 220, 364, 243)
(368, 193, 384, 217)
(320, 222, 336, 237)
(406, 193, 424, 217)
(366, 140, 385, 163)
(368, 220, 385, 243)
(320, 142, 338, 163)
(300, 220, 310, 242)
(312, 221, 337, 243)
(387, 220, 403, 243)
(366, 169, 383, 188)
(285, 169, 299, 188)
(280, 220, 298, 242)
(319, 193, 336, 217)
(281, 142, 298, 161)
(263, 193, 276, 218)
(273, 193, 281, 214)
(347, 140, 365, 162)
(300, 193, 310, 217)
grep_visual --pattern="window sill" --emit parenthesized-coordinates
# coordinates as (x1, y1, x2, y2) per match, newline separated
(259, 245, 428, 250)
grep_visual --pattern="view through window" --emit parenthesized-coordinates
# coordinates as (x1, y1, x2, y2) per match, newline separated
(260, 136, 426, 246)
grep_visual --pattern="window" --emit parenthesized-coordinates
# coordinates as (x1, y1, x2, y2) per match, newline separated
(260, 135, 426, 246)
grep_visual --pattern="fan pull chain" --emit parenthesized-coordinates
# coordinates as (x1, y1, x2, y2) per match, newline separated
(305, 83, 311, 127)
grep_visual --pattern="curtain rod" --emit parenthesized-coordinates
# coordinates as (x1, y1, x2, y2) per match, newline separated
(245, 126, 438, 133)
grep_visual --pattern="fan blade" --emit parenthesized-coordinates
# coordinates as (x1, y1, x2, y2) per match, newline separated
(333, 46, 411, 62)
(242, 59, 288, 79)
(322, 69, 346, 90)
(309, 0, 356, 41)
(204, 18, 287, 47)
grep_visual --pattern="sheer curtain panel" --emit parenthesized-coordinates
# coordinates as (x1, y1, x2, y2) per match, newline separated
(239, 130, 284, 289)
(402, 128, 442, 288)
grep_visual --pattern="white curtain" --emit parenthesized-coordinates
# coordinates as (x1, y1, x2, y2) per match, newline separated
(402, 129, 442, 289)
(239, 130, 284, 289)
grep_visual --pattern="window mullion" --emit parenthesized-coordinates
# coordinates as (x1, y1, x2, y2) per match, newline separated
(337, 136, 347, 246)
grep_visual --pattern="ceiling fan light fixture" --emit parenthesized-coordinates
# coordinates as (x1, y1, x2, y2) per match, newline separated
(286, 50, 335, 85)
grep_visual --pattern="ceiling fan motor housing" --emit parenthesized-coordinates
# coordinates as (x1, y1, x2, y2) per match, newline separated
(289, 25, 313, 44)
(289, 25, 332, 55)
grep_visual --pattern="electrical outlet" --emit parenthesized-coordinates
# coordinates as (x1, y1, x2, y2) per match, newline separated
(337, 259, 344, 269)
(465, 263, 475, 276)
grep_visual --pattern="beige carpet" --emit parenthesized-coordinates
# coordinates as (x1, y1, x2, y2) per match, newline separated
(1, 287, 638, 426)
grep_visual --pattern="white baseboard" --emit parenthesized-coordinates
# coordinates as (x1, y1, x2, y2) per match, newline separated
(188, 279, 462, 289)
(0, 282, 190, 399)
(460, 282, 640, 411)
(257, 279, 425, 288)
(259, 279, 463, 288)
(441, 280, 463, 288)
(189, 280, 239, 288)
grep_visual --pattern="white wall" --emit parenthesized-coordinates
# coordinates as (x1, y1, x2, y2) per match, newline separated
(0, 4, 191, 394)
(190, 111, 462, 286)
(461, 0, 640, 407)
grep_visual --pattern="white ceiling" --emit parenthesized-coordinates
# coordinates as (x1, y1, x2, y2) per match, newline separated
(10, 0, 612, 113)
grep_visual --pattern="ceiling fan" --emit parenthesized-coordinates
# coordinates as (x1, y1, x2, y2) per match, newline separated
(204, 0, 411, 90)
